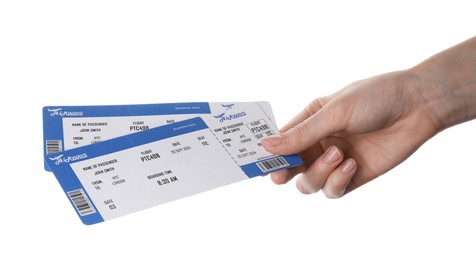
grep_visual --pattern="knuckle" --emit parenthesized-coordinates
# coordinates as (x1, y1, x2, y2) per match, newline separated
(322, 172, 350, 199)
(270, 172, 288, 185)
(305, 98, 326, 117)
(293, 120, 311, 139)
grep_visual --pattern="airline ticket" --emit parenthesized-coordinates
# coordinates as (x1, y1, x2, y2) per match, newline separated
(45, 103, 302, 225)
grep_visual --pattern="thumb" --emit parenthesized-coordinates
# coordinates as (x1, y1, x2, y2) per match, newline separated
(262, 105, 343, 155)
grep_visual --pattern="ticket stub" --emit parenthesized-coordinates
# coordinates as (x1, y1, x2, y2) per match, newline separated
(46, 116, 302, 225)
(43, 102, 276, 171)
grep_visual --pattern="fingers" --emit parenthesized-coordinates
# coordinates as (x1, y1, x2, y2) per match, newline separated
(262, 103, 345, 156)
(295, 146, 356, 198)
(295, 146, 344, 194)
(279, 98, 327, 132)
(262, 98, 332, 155)
(268, 146, 357, 199)
(262, 97, 357, 198)
(321, 159, 356, 198)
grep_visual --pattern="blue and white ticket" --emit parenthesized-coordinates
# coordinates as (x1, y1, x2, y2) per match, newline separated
(43, 102, 276, 171)
(45, 104, 302, 225)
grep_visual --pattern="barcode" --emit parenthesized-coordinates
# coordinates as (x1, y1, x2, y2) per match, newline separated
(46, 140, 62, 154)
(67, 189, 96, 216)
(256, 156, 289, 173)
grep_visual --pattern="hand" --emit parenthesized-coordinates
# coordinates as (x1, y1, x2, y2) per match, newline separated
(263, 36, 476, 198)
(262, 71, 437, 198)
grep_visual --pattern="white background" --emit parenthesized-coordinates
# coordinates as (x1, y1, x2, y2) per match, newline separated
(1, 1, 475, 259)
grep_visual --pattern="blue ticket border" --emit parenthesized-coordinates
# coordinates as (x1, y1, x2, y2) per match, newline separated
(43, 102, 211, 171)
(46, 117, 302, 225)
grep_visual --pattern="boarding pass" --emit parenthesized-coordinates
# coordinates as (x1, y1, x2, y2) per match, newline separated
(45, 106, 302, 225)
(43, 102, 276, 171)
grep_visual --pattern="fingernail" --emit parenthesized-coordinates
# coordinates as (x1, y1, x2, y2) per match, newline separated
(262, 135, 282, 146)
(342, 159, 356, 174)
(324, 146, 341, 163)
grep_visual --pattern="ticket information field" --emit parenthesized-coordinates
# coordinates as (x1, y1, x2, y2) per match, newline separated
(43, 102, 276, 171)
(46, 117, 302, 225)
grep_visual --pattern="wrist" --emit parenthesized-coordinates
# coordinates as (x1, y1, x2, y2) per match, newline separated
(408, 37, 476, 132)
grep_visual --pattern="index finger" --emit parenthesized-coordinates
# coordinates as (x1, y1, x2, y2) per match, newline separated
(279, 97, 329, 132)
